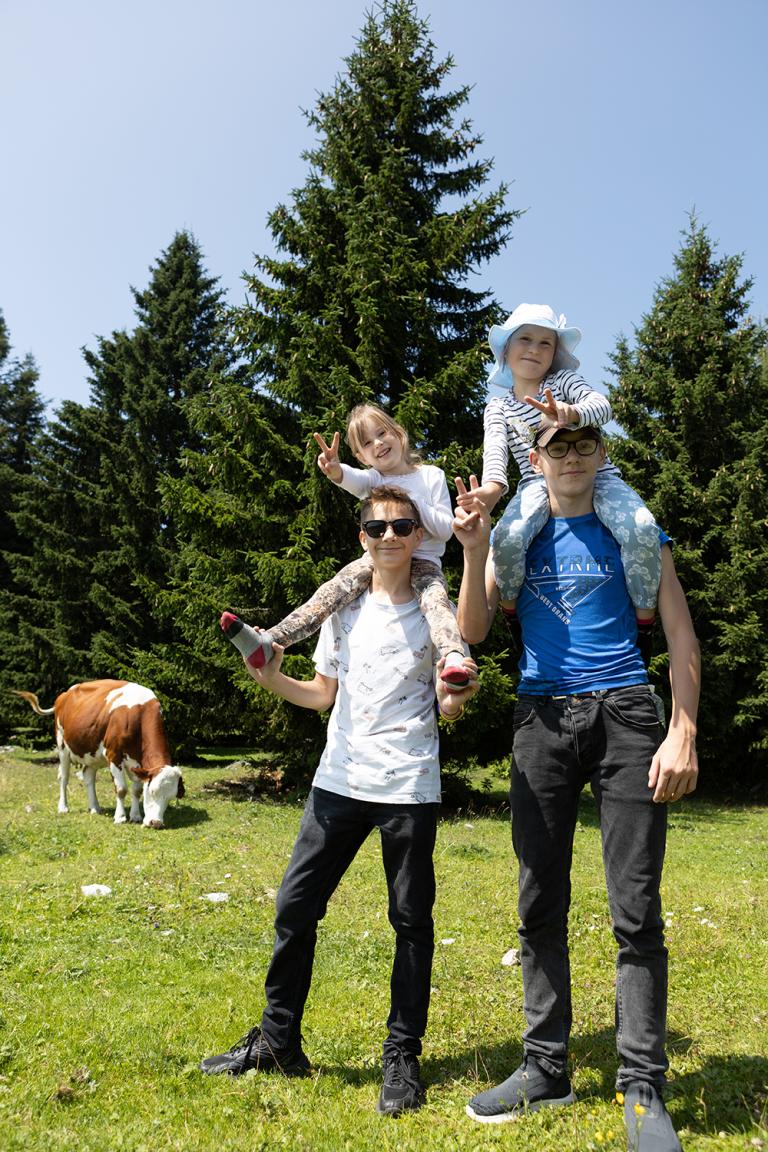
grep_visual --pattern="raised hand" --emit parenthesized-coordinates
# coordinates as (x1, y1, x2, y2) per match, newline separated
(523, 387, 578, 428)
(452, 475, 491, 550)
(313, 431, 343, 481)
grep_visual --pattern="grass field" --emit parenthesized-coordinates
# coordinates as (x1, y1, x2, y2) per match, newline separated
(0, 747, 766, 1151)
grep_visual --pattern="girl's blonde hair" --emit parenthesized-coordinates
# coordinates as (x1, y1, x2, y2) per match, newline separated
(345, 403, 421, 468)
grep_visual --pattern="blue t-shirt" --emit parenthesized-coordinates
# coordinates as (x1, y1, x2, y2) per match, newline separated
(517, 513, 663, 695)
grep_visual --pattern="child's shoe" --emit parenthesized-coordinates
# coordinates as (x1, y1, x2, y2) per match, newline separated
(440, 650, 470, 691)
(220, 612, 274, 669)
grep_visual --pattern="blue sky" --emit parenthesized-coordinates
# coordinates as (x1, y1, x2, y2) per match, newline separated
(2, 0, 766, 415)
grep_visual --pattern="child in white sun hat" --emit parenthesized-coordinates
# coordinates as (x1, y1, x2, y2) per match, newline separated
(457, 303, 660, 655)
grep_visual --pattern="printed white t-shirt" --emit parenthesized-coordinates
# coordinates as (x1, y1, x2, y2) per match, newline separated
(312, 591, 440, 804)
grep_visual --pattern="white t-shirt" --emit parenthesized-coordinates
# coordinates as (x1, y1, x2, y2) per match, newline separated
(312, 591, 440, 804)
(336, 462, 452, 566)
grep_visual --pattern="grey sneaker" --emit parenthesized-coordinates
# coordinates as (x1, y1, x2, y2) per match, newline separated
(376, 1050, 426, 1116)
(623, 1081, 681, 1151)
(200, 1024, 310, 1077)
(466, 1055, 575, 1123)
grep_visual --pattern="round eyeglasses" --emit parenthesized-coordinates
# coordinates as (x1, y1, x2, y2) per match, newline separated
(542, 437, 600, 459)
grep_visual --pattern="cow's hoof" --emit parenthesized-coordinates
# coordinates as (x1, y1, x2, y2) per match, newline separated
(114, 815, 128, 824)
(88, 808, 103, 816)
(58, 806, 69, 814)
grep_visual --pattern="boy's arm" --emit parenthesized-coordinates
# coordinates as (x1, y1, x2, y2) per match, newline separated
(649, 545, 700, 803)
(245, 643, 339, 712)
(453, 478, 500, 643)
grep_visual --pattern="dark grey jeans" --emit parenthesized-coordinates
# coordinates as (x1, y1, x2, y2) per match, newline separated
(510, 685, 668, 1090)
(261, 786, 438, 1058)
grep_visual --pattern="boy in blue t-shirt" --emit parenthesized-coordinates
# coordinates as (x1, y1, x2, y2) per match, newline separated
(454, 423, 700, 1152)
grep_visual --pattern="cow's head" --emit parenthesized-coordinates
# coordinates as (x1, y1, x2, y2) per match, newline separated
(142, 766, 185, 829)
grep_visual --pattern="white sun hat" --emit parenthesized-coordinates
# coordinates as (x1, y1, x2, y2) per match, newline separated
(488, 303, 582, 384)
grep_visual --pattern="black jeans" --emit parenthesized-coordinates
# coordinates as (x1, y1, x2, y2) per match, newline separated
(261, 786, 438, 1057)
(510, 686, 668, 1089)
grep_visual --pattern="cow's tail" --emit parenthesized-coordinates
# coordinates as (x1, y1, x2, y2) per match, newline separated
(11, 690, 55, 717)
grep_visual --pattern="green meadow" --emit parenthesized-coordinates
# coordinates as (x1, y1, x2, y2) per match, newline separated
(0, 749, 766, 1151)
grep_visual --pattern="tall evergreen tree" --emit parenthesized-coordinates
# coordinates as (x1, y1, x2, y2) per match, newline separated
(607, 218, 768, 789)
(4, 400, 112, 709)
(163, 0, 519, 771)
(0, 312, 47, 725)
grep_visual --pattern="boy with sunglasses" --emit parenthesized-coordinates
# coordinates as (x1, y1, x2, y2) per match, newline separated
(454, 425, 699, 1151)
(202, 486, 478, 1116)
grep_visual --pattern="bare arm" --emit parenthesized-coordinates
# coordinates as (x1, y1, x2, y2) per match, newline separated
(648, 545, 700, 803)
(245, 642, 339, 712)
(453, 476, 500, 643)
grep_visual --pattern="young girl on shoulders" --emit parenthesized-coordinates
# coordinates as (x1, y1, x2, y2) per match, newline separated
(222, 403, 470, 689)
(458, 302, 660, 651)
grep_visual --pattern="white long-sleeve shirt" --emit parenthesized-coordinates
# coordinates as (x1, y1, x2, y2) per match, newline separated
(482, 369, 618, 492)
(335, 462, 452, 566)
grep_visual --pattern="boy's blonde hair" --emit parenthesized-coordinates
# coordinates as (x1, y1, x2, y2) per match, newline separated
(345, 403, 421, 468)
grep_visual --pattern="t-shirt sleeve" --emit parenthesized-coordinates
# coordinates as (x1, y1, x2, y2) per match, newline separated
(313, 615, 340, 678)
(336, 463, 377, 497)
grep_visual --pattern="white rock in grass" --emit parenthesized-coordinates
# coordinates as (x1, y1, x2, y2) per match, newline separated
(202, 892, 229, 903)
(439, 938, 456, 946)
(81, 884, 112, 897)
(501, 948, 520, 967)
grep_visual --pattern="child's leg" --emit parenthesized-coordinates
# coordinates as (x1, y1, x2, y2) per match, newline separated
(221, 555, 374, 667)
(270, 554, 374, 646)
(409, 558, 468, 689)
(593, 475, 661, 666)
(491, 479, 551, 604)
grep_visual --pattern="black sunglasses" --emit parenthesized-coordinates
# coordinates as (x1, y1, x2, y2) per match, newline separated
(362, 518, 419, 539)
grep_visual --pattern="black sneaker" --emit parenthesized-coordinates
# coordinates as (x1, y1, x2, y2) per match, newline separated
(376, 1050, 426, 1116)
(200, 1024, 310, 1077)
(466, 1055, 575, 1123)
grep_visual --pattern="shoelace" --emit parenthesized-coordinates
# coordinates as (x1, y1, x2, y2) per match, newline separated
(232, 1025, 263, 1054)
(384, 1052, 420, 1089)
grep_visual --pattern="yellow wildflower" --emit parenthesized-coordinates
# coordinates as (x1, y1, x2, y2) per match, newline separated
(615, 1091, 625, 1104)
(634, 1103, 647, 1116)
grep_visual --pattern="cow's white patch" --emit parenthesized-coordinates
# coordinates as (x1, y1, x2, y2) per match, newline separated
(107, 683, 156, 711)
(142, 765, 182, 826)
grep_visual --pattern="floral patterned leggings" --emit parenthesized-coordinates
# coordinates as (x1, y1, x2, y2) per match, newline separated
(270, 555, 464, 658)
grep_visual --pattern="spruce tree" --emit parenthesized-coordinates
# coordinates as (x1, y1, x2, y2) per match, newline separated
(164, 0, 519, 772)
(78, 232, 234, 747)
(0, 313, 47, 727)
(607, 218, 768, 789)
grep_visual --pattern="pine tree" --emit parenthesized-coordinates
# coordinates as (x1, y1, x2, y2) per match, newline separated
(607, 218, 768, 789)
(164, 0, 519, 772)
(4, 400, 112, 709)
(71, 232, 235, 749)
(0, 312, 47, 727)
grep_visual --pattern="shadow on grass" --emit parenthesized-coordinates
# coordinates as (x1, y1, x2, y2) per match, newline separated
(405, 1030, 768, 1136)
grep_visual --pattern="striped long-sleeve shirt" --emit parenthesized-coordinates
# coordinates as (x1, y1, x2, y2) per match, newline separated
(481, 369, 619, 492)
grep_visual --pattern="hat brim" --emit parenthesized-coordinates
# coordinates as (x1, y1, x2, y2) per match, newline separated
(533, 424, 603, 449)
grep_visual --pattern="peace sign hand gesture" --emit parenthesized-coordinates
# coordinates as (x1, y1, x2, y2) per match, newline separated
(524, 387, 579, 429)
(313, 431, 343, 482)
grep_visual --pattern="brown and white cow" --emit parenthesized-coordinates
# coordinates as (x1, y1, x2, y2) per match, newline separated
(14, 680, 184, 828)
